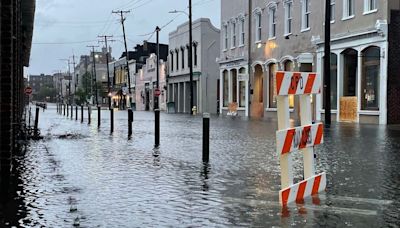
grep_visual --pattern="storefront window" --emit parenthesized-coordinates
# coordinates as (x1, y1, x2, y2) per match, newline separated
(223, 70, 229, 107)
(284, 60, 295, 108)
(239, 68, 246, 107)
(268, 63, 277, 108)
(231, 69, 237, 103)
(322, 53, 338, 110)
(361, 46, 380, 110)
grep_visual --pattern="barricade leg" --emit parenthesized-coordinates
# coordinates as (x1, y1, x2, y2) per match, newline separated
(300, 94, 315, 179)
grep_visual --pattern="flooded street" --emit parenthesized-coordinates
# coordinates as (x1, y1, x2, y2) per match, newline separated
(1, 103, 400, 227)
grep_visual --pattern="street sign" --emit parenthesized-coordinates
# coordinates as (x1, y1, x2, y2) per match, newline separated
(154, 88, 161, 97)
(275, 71, 326, 207)
(25, 86, 33, 95)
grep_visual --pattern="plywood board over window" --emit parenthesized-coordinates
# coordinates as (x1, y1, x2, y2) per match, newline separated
(340, 96, 357, 122)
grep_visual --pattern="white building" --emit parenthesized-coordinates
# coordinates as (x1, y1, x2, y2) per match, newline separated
(136, 54, 167, 111)
(168, 18, 220, 114)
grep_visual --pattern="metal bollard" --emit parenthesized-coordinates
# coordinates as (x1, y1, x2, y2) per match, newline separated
(97, 106, 101, 128)
(202, 113, 210, 163)
(71, 105, 73, 120)
(81, 106, 84, 123)
(28, 107, 32, 127)
(155, 109, 160, 148)
(75, 106, 78, 121)
(128, 108, 133, 138)
(67, 104, 69, 117)
(34, 107, 40, 135)
(88, 106, 91, 125)
(110, 109, 114, 133)
(63, 104, 66, 116)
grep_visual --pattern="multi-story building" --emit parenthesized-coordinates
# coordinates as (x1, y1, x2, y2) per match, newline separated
(109, 57, 136, 109)
(136, 54, 167, 111)
(29, 74, 54, 96)
(315, 0, 400, 124)
(220, 0, 400, 124)
(168, 18, 220, 114)
(74, 47, 113, 105)
(219, 1, 251, 116)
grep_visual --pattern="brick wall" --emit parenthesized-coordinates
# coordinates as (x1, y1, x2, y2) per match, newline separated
(387, 10, 400, 124)
(0, 0, 14, 174)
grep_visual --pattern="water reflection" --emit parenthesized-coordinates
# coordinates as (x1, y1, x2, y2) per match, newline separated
(0, 104, 399, 227)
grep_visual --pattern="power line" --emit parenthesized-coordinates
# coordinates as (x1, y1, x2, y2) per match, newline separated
(33, 40, 98, 45)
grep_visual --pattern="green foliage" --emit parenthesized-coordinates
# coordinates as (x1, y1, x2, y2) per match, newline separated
(35, 86, 57, 102)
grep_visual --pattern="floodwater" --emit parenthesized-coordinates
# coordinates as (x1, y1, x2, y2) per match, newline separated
(1, 103, 400, 227)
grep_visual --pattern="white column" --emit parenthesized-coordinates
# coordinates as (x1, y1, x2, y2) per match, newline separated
(219, 69, 223, 114)
(357, 49, 362, 122)
(183, 82, 186, 113)
(379, 42, 388, 124)
(245, 73, 249, 116)
(178, 82, 181, 113)
(315, 51, 322, 121)
(236, 68, 239, 105)
(336, 51, 343, 122)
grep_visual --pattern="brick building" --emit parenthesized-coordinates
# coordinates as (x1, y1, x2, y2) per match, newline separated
(0, 0, 35, 175)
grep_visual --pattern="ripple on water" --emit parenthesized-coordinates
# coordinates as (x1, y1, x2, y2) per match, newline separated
(7, 105, 400, 227)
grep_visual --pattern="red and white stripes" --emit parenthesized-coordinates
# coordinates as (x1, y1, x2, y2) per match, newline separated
(276, 123, 324, 155)
(276, 71, 321, 96)
(279, 172, 327, 206)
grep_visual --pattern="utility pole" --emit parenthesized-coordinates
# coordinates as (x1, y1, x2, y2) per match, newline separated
(98, 35, 114, 110)
(71, 55, 76, 105)
(189, 0, 194, 115)
(87, 45, 99, 106)
(324, 0, 331, 126)
(85, 56, 89, 101)
(155, 26, 161, 147)
(112, 10, 132, 107)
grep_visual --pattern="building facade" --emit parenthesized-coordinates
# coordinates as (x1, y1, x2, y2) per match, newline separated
(168, 18, 220, 114)
(220, 0, 400, 124)
(0, 0, 35, 175)
(109, 57, 136, 110)
(136, 54, 167, 111)
(315, 0, 400, 124)
(219, 0, 251, 116)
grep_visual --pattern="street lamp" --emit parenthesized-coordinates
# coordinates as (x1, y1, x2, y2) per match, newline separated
(169, 0, 194, 115)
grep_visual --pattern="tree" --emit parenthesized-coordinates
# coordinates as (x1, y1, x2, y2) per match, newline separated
(35, 86, 57, 102)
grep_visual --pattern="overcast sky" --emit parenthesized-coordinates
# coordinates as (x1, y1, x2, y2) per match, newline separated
(27, 0, 220, 76)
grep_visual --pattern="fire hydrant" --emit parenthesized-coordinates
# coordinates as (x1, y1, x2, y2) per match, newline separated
(192, 106, 197, 116)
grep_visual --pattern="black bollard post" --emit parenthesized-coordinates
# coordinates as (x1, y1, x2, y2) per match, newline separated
(63, 104, 66, 116)
(81, 106, 84, 123)
(202, 113, 210, 163)
(88, 106, 91, 125)
(57, 103, 59, 113)
(97, 106, 101, 128)
(75, 106, 78, 121)
(71, 105, 73, 120)
(28, 107, 32, 127)
(34, 107, 40, 135)
(128, 108, 133, 138)
(67, 104, 69, 117)
(155, 109, 160, 148)
(110, 109, 114, 133)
